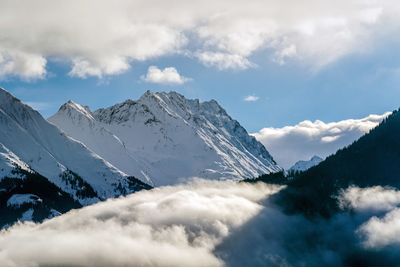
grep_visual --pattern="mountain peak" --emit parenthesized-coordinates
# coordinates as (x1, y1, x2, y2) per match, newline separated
(288, 155, 323, 173)
(120, 99, 136, 106)
(310, 155, 323, 162)
(138, 91, 228, 120)
(58, 100, 94, 120)
(142, 90, 183, 98)
(200, 99, 227, 116)
(1, 87, 148, 204)
(139, 90, 186, 106)
(52, 90, 281, 184)
(0, 87, 151, 227)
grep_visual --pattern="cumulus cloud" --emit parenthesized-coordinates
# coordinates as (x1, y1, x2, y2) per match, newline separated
(142, 66, 190, 85)
(0, 52, 46, 81)
(0, 180, 281, 267)
(244, 95, 260, 102)
(69, 57, 130, 78)
(252, 112, 391, 168)
(0, 0, 398, 78)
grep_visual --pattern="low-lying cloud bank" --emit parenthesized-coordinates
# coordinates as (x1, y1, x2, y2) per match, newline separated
(253, 113, 391, 168)
(2, 181, 400, 266)
(0, 180, 281, 267)
(344, 186, 400, 249)
(216, 185, 400, 267)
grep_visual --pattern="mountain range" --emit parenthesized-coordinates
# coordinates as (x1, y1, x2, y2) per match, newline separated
(49, 90, 280, 185)
(0, 88, 280, 227)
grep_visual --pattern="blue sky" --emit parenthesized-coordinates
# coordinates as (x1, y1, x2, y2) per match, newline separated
(0, 0, 399, 132)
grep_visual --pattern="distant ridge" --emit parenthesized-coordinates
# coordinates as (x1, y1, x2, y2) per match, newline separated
(288, 156, 323, 173)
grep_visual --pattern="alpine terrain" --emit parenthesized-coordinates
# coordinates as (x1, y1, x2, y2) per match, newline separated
(0, 88, 151, 227)
(50, 91, 281, 185)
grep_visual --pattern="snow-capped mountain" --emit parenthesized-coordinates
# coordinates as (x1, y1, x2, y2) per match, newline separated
(0, 143, 33, 179)
(49, 100, 154, 185)
(50, 91, 281, 185)
(0, 142, 82, 227)
(288, 155, 323, 173)
(0, 88, 150, 205)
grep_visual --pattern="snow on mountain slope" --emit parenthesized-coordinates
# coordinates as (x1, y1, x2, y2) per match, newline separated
(51, 91, 281, 185)
(0, 143, 32, 179)
(288, 155, 323, 173)
(0, 88, 149, 204)
(49, 101, 154, 185)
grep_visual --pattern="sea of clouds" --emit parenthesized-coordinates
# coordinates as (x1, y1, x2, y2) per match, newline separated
(1, 180, 400, 266)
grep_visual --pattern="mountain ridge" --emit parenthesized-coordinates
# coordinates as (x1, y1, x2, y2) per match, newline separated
(0, 87, 151, 227)
(50, 90, 281, 185)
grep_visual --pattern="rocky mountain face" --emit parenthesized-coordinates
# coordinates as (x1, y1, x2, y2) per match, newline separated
(0, 88, 150, 227)
(50, 91, 281, 185)
(1, 88, 279, 227)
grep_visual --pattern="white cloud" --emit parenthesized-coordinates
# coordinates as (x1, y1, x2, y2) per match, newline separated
(0, 0, 397, 78)
(0, 52, 46, 81)
(339, 186, 400, 212)
(338, 186, 400, 251)
(4, 180, 400, 265)
(69, 57, 130, 78)
(252, 112, 390, 168)
(244, 95, 260, 102)
(359, 208, 400, 248)
(0, 180, 282, 267)
(343, 186, 400, 249)
(196, 52, 254, 70)
(339, 186, 400, 249)
(142, 66, 190, 85)
(219, 184, 400, 266)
